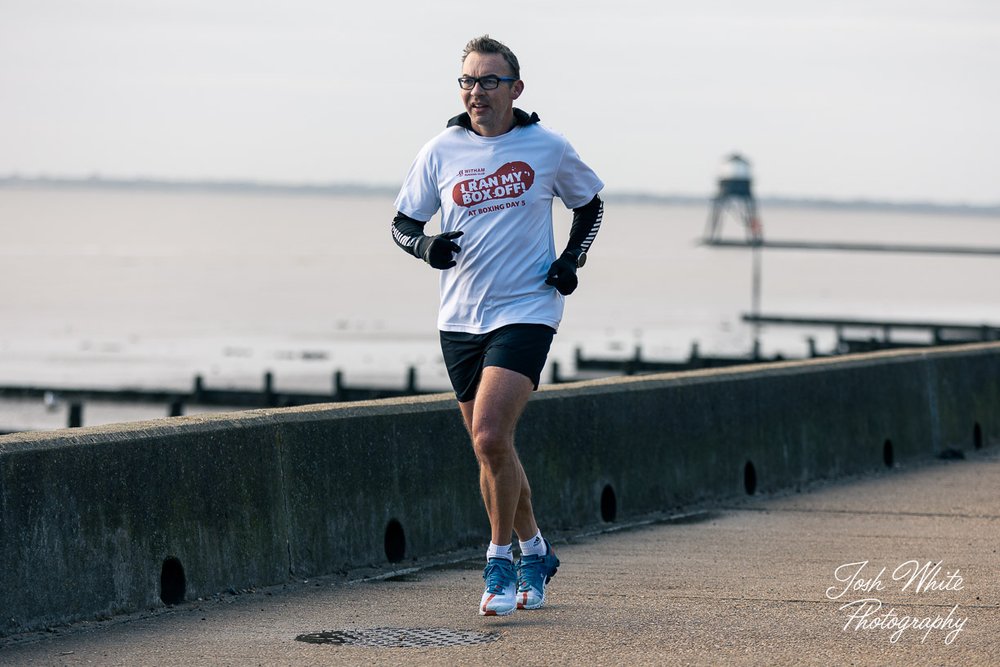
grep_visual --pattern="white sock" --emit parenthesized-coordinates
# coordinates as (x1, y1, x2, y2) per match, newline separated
(486, 542, 513, 562)
(518, 530, 547, 557)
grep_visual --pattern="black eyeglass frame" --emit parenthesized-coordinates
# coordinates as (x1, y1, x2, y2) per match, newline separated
(457, 75, 518, 90)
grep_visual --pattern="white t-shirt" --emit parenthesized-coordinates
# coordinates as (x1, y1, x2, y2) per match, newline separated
(395, 121, 603, 334)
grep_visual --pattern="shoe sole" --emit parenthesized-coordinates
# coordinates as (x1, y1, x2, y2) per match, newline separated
(480, 607, 515, 616)
(516, 592, 544, 610)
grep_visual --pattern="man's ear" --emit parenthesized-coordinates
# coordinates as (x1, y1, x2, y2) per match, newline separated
(511, 80, 524, 100)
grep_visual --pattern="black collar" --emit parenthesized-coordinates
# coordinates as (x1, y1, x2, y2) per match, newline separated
(446, 108, 540, 132)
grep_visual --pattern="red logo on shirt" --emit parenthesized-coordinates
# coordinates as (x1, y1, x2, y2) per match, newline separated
(452, 161, 535, 208)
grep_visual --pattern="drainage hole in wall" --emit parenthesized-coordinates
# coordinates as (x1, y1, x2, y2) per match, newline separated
(883, 439, 894, 468)
(160, 557, 186, 606)
(384, 519, 406, 563)
(973, 422, 983, 450)
(600, 484, 617, 523)
(743, 461, 757, 496)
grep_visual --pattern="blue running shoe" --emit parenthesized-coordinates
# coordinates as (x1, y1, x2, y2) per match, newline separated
(516, 539, 560, 610)
(480, 558, 517, 616)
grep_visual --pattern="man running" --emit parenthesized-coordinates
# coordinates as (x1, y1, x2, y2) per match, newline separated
(391, 35, 604, 616)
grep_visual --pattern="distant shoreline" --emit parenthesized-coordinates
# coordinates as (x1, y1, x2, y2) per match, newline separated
(2, 175, 998, 217)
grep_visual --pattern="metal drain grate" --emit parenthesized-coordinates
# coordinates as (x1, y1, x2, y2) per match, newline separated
(296, 627, 499, 648)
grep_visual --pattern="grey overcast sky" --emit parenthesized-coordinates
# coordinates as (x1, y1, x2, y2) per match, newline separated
(1, 0, 998, 204)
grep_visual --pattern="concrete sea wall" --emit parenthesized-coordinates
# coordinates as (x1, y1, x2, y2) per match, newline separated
(1, 343, 997, 636)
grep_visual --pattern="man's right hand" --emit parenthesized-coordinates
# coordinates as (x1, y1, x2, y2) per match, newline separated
(418, 230, 464, 269)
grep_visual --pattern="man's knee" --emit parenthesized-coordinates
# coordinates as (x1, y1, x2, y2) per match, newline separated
(472, 423, 513, 466)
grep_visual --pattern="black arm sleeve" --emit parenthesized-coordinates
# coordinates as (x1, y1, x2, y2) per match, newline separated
(391, 211, 429, 259)
(563, 195, 604, 255)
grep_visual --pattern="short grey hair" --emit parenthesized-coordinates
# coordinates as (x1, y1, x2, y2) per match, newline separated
(462, 35, 520, 79)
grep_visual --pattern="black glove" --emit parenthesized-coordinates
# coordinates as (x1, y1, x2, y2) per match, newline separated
(545, 252, 578, 295)
(416, 230, 464, 269)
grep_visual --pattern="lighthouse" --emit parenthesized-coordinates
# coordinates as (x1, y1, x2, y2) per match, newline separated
(704, 153, 762, 244)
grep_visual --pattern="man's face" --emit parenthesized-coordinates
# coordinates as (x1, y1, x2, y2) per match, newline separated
(460, 51, 523, 137)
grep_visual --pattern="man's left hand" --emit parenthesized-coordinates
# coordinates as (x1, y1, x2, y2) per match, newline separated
(545, 254, 578, 295)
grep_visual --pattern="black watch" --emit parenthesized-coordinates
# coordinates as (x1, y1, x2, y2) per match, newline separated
(565, 248, 587, 268)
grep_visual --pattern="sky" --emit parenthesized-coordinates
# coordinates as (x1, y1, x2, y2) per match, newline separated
(1, 0, 998, 205)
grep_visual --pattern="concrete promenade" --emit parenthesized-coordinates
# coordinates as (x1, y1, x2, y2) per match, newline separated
(2, 448, 996, 666)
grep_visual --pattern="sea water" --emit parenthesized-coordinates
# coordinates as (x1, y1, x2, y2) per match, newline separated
(2, 186, 998, 429)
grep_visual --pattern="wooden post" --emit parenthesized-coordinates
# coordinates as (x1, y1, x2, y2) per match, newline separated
(264, 371, 276, 406)
(68, 402, 83, 428)
(687, 342, 701, 369)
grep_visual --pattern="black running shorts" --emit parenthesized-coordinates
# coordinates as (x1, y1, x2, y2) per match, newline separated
(439, 324, 556, 403)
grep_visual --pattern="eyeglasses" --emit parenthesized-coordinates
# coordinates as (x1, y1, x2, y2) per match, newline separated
(457, 75, 517, 90)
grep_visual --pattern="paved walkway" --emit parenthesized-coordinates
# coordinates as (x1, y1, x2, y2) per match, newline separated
(2, 449, 997, 666)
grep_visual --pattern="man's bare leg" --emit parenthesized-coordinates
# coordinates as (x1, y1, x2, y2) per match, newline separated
(459, 366, 539, 545)
(461, 365, 559, 615)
